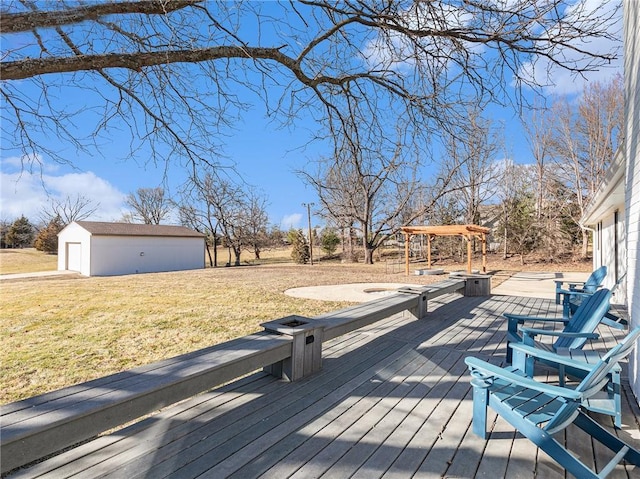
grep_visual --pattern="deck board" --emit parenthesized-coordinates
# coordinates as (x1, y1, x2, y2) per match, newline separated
(6, 294, 638, 479)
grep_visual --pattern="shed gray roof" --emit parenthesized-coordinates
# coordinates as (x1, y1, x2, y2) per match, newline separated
(75, 221, 204, 238)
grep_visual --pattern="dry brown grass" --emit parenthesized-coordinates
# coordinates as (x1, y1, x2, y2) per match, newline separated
(0, 248, 58, 274)
(0, 248, 591, 404)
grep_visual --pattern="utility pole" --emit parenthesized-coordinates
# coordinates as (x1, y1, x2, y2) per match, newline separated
(302, 202, 314, 265)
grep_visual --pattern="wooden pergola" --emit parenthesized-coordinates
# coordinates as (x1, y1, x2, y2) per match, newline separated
(400, 224, 491, 275)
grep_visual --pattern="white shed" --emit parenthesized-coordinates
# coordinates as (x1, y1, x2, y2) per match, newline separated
(57, 221, 205, 277)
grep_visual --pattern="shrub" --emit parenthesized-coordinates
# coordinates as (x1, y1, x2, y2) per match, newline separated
(5, 216, 35, 248)
(34, 216, 64, 253)
(289, 229, 310, 264)
(321, 228, 340, 256)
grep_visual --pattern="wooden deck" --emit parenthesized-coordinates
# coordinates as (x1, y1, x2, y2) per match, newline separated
(7, 294, 639, 479)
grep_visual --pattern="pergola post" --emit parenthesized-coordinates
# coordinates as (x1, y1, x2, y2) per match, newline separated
(400, 224, 491, 276)
(466, 235, 472, 274)
(404, 232, 410, 276)
(482, 233, 487, 273)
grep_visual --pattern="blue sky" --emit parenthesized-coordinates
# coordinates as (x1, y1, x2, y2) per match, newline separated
(0, 1, 623, 229)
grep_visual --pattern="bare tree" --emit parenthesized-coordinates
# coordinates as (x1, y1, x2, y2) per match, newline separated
(522, 103, 562, 259)
(495, 160, 539, 262)
(301, 126, 429, 265)
(550, 75, 624, 258)
(440, 110, 502, 230)
(427, 196, 466, 262)
(243, 191, 270, 260)
(177, 171, 225, 267)
(209, 180, 246, 267)
(301, 119, 467, 265)
(177, 201, 217, 268)
(1, 1, 621, 175)
(125, 187, 171, 224)
(40, 194, 98, 225)
(179, 169, 271, 266)
(180, 169, 270, 266)
(522, 104, 555, 220)
(0, 219, 12, 248)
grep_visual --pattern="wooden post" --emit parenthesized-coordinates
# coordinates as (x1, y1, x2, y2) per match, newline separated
(464, 275, 491, 296)
(466, 235, 472, 274)
(405, 232, 410, 276)
(481, 233, 487, 273)
(427, 234, 432, 269)
(261, 316, 323, 381)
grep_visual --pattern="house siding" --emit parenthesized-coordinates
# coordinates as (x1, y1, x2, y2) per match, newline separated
(594, 211, 628, 306)
(624, 0, 640, 401)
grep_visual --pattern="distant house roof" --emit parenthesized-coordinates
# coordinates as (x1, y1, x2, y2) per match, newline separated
(74, 221, 204, 238)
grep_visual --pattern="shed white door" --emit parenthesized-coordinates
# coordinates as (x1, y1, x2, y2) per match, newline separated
(66, 242, 82, 272)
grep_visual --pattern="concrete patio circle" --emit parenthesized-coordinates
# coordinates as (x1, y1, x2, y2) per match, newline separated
(285, 271, 592, 303)
(284, 282, 421, 303)
(492, 271, 590, 300)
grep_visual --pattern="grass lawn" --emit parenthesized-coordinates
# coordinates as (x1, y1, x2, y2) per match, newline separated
(0, 248, 590, 404)
(0, 248, 58, 274)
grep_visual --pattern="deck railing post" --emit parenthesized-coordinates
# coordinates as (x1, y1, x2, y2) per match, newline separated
(261, 315, 324, 381)
(462, 275, 492, 296)
(398, 286, 432, 319)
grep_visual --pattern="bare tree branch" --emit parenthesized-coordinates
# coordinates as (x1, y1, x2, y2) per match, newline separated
(1, 0, 622, 175)
(1, 0, 201, 33)
(40, 194, 99, 225)
(125, 187, 171, 224)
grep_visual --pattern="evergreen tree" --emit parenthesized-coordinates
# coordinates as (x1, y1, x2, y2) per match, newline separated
(5, 216, 35, 248)
(290, 229, 310, 264)
(320, 228, 340, 256)
(34, 216, 64, 253)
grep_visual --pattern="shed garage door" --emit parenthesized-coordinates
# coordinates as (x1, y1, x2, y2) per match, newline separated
(66, 242, 82, 272)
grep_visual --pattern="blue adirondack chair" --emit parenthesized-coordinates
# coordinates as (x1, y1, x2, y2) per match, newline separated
(555, 266, 607, 318)
(465, 327, 640, 479)
(564, 274, 627, 329)
(509, 338, 626, 428)
(505, 288, 612, 373)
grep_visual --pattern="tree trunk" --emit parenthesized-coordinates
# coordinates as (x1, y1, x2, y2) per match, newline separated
(364, 245, 374, 265)
(581, 228, 589, 259)
(205, 243, 213, 267)
(503, 223, 508, 260)
(344, 226, 357, 262)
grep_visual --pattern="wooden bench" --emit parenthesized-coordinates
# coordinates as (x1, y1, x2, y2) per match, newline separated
(315, 278, 467, 341)
(0, 278, 472, 474)
(0, 333, 291, 473)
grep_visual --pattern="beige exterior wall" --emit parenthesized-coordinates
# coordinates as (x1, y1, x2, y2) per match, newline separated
(624, 0, 640, 401)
